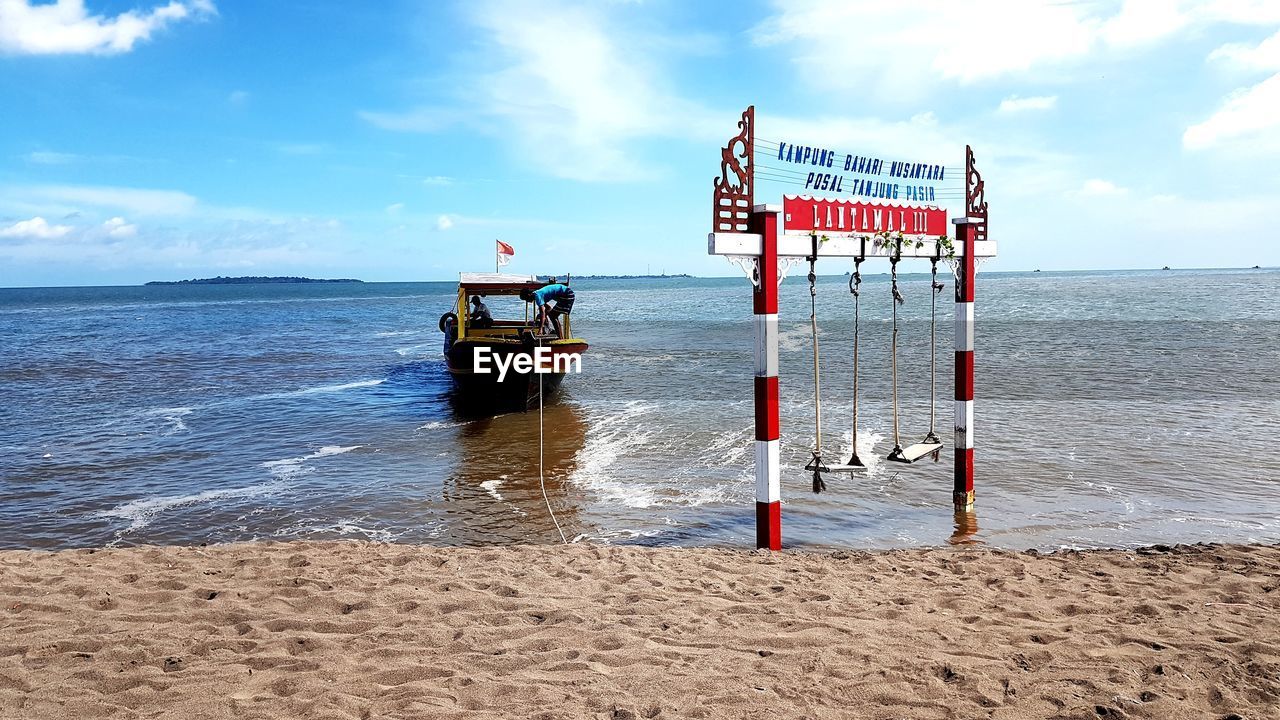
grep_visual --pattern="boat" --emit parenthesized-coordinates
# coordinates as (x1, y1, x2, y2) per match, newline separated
(439, 273, 588, 410)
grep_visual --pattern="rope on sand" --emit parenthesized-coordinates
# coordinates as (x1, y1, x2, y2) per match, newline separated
(538, 358, 567, 544)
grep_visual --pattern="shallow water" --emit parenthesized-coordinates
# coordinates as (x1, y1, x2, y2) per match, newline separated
(2, 270, 1278, 550)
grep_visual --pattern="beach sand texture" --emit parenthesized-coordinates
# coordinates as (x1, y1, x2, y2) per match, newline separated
(1, 542, 1277, 719)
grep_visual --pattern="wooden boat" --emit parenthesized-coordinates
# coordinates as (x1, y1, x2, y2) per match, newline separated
(439, 273, 588, 410)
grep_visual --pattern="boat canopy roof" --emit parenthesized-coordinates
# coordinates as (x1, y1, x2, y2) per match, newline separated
(458, 272, 555, 292)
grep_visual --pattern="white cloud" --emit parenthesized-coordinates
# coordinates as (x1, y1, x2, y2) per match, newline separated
(363, 0, 719, 182)
(24, 150, 78, 164)
(385, 203, 404, 214)
(752, 1, 1280, 98)
(1208, 23, 1280, 73)
(0, 216, 72, 239)
(103, 216, 137, 237)
(359, 107, 465, 133)
(436, 214, 454, 231)
(7, 184, 198, 216)
(276, 143, 326, 155)
(1190, 28, 1280, 151)
(753, 1, 1093, 96)
(0, 0, 216, 56)
(422, 176, 454, 186)
(1185, 73, 1280, 150)
(21, 150, 142, 165)
(1078, 179, 1128, 196)
(1209, 31, 1280, 71)
(0, 219, 348, 274)
(1099, 0, 1190, 48)
(761, 112, 959, 165)
(228, 89, 249, 105)
(998, 95, 1058, 113)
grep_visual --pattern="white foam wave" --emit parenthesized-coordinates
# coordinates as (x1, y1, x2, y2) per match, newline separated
(573, 527, 666, 543)
(263, 445, 362, 480)
(272, 519, 397, 542)
(480, 479, 505, 501)
(777, 324, 815, 352)
(100, 444, 363, 541)
(395, 343, 436, 357)
(417, 419, 467, 431)
(680, 484, 733, 507)
(566, 404, 754, 510)
(148, 406, 193, 436)
(296, 379, 384, 394)
(702, 425, 753, 468)
(375, 330, 419, 338)
(631, 353, 676, 365)
(249, 380, 386, 402)
(833, 429, 888, 478)
(101, 481, 283, 536)
(568, 401, 661, 508)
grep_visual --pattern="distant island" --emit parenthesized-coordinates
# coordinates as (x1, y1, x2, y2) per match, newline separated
(145, 276, 363, 286)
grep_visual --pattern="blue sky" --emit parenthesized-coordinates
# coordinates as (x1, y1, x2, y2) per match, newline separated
(2, 0, 1279, 286)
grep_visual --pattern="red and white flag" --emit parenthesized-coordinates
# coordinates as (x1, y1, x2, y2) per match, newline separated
(496, 239, 514, 267)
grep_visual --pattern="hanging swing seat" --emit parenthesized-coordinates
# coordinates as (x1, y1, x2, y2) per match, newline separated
(821, 461, 865, 473)
(804, 455, 862, 476)
(887, 439, 944, 464)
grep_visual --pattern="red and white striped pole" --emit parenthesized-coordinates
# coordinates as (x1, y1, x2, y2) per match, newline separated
(953, 218, 977, 510)
(751, 207, 781, 549)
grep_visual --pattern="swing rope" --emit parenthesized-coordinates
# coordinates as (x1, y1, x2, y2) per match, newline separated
(889, 243, 905, 458)
(846, 249, 864, 468)
(806, 234, 826, 493)
(926, 252, 944, 448)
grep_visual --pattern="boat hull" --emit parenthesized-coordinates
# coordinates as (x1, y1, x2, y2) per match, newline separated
(445, 337, 587, 411)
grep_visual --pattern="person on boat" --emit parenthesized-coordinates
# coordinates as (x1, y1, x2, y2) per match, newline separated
(468, 295, 493, 329)
(520, 283, 575, 339)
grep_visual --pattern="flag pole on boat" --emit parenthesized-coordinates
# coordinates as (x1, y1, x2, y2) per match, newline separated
(496, 239, 515, 272)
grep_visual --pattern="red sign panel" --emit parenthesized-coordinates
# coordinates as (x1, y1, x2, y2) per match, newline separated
(783, 195, 948, 236)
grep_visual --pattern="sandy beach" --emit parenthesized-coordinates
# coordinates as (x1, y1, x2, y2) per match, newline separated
(1, 542, 1277, 719)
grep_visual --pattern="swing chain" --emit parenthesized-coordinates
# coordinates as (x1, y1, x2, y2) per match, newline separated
(890, 253, 904, 305)
(806, 234, 825, 493)
(846, 254, 864, 469)
(927, 255, 943, 453)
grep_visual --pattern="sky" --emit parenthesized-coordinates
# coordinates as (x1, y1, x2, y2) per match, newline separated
(2, 0, 1279, 286)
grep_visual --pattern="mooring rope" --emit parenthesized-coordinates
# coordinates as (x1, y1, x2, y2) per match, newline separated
(537, 349, 567, 544)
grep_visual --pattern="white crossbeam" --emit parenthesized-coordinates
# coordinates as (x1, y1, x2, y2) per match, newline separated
(708, 232, 997, 258)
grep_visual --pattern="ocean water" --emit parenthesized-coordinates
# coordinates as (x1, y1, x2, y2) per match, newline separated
(1, 270, 1278, 551)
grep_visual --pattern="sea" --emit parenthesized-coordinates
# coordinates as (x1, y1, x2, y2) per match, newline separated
(2, 269, 1278, 551)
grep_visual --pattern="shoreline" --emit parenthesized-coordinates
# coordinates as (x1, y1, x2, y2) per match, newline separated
(3, 541, 1277, 718)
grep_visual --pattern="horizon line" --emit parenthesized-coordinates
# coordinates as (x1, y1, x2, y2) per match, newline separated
(1, 265, 1276, 291)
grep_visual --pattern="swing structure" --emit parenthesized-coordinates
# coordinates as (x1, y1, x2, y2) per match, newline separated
(708, 106, 997, 550)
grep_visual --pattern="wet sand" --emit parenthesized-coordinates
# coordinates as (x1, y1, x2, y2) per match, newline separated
(1, 542, 1277, 719)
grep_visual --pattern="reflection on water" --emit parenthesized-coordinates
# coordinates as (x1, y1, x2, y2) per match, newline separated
(948, 509, 982, 546)
(441, 400, 588, 545)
